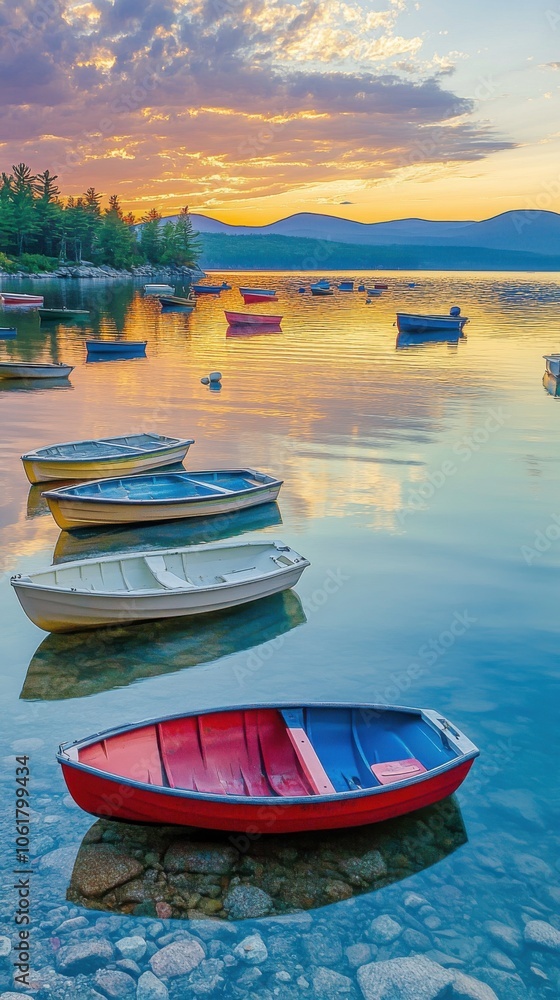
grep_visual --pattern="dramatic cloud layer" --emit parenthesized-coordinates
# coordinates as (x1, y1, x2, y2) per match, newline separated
(0, 0, 514, 215)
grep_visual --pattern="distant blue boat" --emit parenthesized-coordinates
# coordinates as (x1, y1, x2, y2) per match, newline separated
(192, 282, 231, 294)
(86, 341, 147, 357)
(0, 327, 17, 338)
(338, 282, 354, 291)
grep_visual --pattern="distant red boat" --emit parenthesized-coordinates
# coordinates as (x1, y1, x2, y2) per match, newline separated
(0, 292, 44, 306)
(374, 284, 388, 290)
(225, 311, 282, 327)
(242, 293, 279, 304)
(57, 703, 478, 834)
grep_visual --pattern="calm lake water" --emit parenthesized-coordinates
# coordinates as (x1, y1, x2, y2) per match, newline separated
(0, 272, 559, 997)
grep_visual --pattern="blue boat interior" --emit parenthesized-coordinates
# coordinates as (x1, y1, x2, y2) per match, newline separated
(292, 707, 457, 791)
(37, 434, 178, 460)
(65, 472, 264, 500)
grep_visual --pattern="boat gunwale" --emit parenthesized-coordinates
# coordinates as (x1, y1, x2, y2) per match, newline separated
(57, 702, 479, 806)
(44, 469, 283, 505)
(21, 434, 194, 463)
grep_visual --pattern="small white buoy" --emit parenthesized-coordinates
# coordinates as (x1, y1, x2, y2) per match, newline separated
(209, 371, 222, 382)
(200, 376, 210, 385)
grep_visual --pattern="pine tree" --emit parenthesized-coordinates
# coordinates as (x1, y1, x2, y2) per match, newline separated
(173, 206, 202, 266)
(34, 170, 63, 257)
(11, 163, 39, 255)
(139, 208, 162, 264)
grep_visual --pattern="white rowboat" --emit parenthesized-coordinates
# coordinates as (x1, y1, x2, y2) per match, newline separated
(11, 539, 310, 632)
(21, 432, 194, 484)
(43, 468, 283, 530)
(0, 362, 73, 379)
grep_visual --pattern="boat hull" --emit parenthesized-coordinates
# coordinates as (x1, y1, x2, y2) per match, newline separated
(38, 309, 90, 320)
(0, 363, 73, 379)
(239, 287, 276, 297)
(0, 293, 44, 306)
(12, 563, 307, 632)
(45, 480, 282, 530)
(22, 442, 193, 484)
(241, 294, 279, 304)
(86, 341, 147, 355)
(543, 355, 560, 377)
(311, 288, 333, 296)
(225, 311, 282, 326)
(396, 313, 468, 334)
(59, 751, 474, 833)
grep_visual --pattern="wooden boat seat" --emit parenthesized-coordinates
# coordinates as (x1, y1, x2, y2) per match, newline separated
(220, 567, 260, 583)
(371, 758, 427, 785)
(281, 710, 335, 794)
(144, 556, 195, 590)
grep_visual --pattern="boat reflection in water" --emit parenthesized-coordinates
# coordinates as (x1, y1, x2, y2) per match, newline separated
(0, 378, 73, 394)
(226, 324, 283, 337)
(52, 500, 283, 563)
(21, 588, 305, 701)
(66, 796, 467, 919)
(543, 372, 560, 397)
(396, 330, 465, 349)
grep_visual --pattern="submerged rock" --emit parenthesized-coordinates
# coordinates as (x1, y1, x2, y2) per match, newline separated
(93, 968, 136, 998)
(357, 956, 454, 1000)
(56, 937, 114, 974)
(524, 920, 560, 951)
(451, 972, 499, 1000)
(163, 842, 237, 875)
(233, 934, 268, 965)
(223, 885, 273, 919)
(149, 937, 205, 978)
(136, 971, 169, 1000)
(70, 844, 144, 898)
(368, 915, 402, 944)
(313, 966, 355, 998)
(115, 935, 147, 962)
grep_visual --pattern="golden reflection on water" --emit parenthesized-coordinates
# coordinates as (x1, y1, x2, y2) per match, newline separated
(0, 269, 558, 576)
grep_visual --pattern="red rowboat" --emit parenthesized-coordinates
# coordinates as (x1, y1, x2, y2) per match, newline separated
(225, 311, 282, 326)
(242, 294, 279, 304)
(0, 292, 44, 306)
(58, 702, 478, 834)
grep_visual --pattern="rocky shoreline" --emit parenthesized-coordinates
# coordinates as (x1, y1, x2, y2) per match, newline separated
(0, 264, 206, 281)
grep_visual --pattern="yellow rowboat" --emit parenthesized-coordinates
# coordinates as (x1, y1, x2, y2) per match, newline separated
(21, 433, 195, 485)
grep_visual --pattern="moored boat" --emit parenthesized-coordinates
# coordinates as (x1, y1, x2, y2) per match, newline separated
(311, 284, 333, 296)
(192, 282, 230, 294)
(0, 292, 44, 306)
(158, 295, 195, 309)
(86, 340, 147, 356)
(338, 281, 354, 291)
(144, 284, 174, 294)
(38, 308, 90, 321)
(21, 432, 194, 484)
(56, 702, 478, 832)
(0, 327, 17, 337)
(44, 468, 283, 530)
(543, 354, 560, 377)
(396, 309, 468, 334)
(11, 539, 310, 632)
(241, 293, 279, 304)
(0, 361, 73, 379)
(239, 287, 277, 296)
(225, 311, 282, 326)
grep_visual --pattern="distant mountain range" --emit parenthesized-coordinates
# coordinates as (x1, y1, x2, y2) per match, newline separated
(167, 209, 560, 270)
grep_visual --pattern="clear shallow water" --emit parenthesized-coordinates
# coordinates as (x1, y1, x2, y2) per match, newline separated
(1, 272, 559, 996)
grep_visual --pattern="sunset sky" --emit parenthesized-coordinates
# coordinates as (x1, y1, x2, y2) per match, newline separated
(1, 0, 559, 223)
